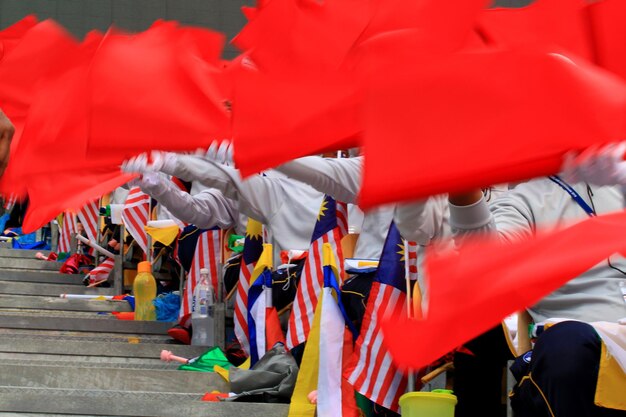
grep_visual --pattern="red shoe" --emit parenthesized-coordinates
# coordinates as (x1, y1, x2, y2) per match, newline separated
(168, 325, 191, 345)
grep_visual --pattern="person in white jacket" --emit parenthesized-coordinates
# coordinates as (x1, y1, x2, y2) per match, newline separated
(448, 173, 626, 417)
(122, 147, 324, 267)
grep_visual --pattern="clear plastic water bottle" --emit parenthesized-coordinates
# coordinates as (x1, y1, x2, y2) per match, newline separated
(191, 268, 215, 346)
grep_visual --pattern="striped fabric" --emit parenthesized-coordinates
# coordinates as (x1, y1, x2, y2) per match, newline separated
(233, 219, 264, 355)
(3, 194, 17, 211)
(77, 199, 100, 243)
(346, 222, 409, 413)
(58, 211, 77, 254)
(179, 228, 222, 325)
(122, 187, 150, 254)
(286, 196, 348, 349)
(407, 240, 419, 281)
(88, 257, 115, 285)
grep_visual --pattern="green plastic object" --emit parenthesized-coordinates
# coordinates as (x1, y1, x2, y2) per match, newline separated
(432, 389, 455, 395)
(228, 234, 244, 253)
(399, 391, 457, 417)
(178, 346, 233, 372)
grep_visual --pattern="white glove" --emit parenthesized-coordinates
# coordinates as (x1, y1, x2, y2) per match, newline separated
(204, 139, 233, 165)
(139, 171, 165, 192)
(561, 142, 626, 186)
(121, 151, 177, 174)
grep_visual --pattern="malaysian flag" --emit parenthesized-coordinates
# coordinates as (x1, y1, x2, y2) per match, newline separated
(87, 257, 115, 285)
(346, 222, 412, 412)
(122, 187, 150, 254)
(288, 243, 359, 417)
(286, 195, 348, 349)
(233, 218, 264, 355)
(179, 227, 222, 327)
(247, 243, 284, 365)
(58, 211, 77, 254)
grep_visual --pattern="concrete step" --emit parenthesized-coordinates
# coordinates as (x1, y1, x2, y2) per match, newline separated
(0, 280, 115, 296)
(0, 363, 229, 393)
(0, 312, 174, 335)
(0, 257, 60, 271)
(0, 328, 174, 344)
(0, 353, 180, 370)
(0, 295, 131, 312)
(0, 337, 208, 359)
(0, 387, 289, 417)
(0, 270, 84, 285)
(0, 248, 51, 259)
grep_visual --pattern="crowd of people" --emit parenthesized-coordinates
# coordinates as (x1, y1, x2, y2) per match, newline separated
(2, 80, 625, 417)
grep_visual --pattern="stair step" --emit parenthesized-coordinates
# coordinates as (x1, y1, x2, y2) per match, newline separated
(0, 258, 60, 271)
(0, 337, 208, 359)
(0, 270, 85, 285)
(0, 328, 173, 344)
(0, 354, 179, 370)
(0, 248, 51, 259)
(0, 387, 289, 417)
(0, 280, 115, 296)
(0, 295, 131, 312)
(0, 312, 173, 335)
(0, 363, 229, 393)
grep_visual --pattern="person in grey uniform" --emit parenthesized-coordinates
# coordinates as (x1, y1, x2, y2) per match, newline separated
(448, 175, 626, 417)
(275, 154, 392, 261)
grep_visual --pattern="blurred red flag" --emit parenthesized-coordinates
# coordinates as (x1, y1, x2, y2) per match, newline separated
(477, 0, 593, 59)
(86, 24, 230, 157)
(586, 0, 626, 80)
(359, 46, 626, 209)
(381, 210, 626, 370)
(6, 29, 135, 232)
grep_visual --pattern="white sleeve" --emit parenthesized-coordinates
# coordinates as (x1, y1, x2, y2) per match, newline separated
(164, 154, 282, 224)
(140, 177, 239, 230)
(393, 196, 450, 245)
(448, 192, 535, 244)
(275, 156, 362, 203)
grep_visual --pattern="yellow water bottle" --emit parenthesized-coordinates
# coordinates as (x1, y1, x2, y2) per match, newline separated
(134, 261, 157, 321)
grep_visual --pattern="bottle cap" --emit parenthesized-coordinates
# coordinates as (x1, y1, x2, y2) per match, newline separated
(200, 268, 209, 275)
(137, 261, 152, 273)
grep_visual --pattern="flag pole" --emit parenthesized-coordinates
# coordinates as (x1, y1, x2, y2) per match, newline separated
(404, 239, 415, 392)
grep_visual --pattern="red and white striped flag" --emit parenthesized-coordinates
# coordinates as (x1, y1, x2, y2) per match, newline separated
(58, 211, 77, 254)
(233, 219, 264, 355)
(179, 228, 222, 327)
(87, 257, 115, 285)
(346, 223, 412, 413)
(3, 194, 17, 212)
(286, 195, 348, 349)
(77, 198, 100, 243)
(407, 241, 419, 282)
(122, 187, 150, 254)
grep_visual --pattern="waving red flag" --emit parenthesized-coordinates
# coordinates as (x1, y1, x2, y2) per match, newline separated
(586, 0, 626, 80)
(477, 0, 592, 59)
(0, 15, 38, 60)
(381, 210, 626, 370)
(86, 24, 230, 157)
(359, 46, 626, 209)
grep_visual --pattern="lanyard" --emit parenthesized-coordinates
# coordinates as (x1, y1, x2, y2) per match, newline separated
(548, 175, 596, 217)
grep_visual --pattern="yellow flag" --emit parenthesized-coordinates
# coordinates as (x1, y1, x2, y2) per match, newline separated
(249, 243, 273, 286)
(144, 224, 179, 246)
(288, 289, 324, 417)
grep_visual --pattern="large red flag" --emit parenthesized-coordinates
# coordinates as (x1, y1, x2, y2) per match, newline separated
(586, 0, 626, 80)
(86, 24, 230, 157)
(359, 46, 626, 209)
(477, 0, 593, 60)
(381, 210, 626, 370)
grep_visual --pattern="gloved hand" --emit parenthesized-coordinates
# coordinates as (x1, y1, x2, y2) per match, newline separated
(121, 151, 177, 174)
(138, 171, 164, 193)
(561, 142, 626, 186)
(204, 139, 233, 165)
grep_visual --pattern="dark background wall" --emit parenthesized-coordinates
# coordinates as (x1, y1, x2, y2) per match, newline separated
(0, 0, 533, 59)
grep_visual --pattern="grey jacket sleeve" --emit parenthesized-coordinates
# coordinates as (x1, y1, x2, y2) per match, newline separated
(448, 192, 535, 244)
(164, 154, 282, 224)
(140, 176, 239, 230)
(275, 156, 362, 203)
(393, 196, 451, 245)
